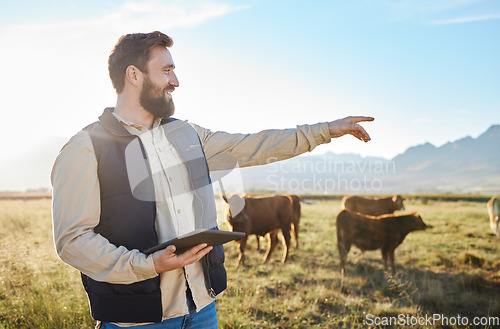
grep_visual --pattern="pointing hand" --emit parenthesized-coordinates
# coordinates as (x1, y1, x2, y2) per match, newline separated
(328, 116, 374, 142)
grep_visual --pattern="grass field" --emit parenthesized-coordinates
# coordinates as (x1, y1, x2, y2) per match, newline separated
(1, 196, 499, 328)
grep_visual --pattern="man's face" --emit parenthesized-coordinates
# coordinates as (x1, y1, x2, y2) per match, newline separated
(139, 75, 175, 118)
(139, 46, 179, 118)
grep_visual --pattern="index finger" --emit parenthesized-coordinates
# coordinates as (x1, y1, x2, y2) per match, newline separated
(349, 116, 374, 124)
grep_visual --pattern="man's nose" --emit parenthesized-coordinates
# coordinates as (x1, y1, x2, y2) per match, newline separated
(169, 72, 179, 87)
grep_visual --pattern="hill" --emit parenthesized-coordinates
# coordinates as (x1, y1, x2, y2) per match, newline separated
(230, 124, 500, 194)
(389, 124, 500, 193)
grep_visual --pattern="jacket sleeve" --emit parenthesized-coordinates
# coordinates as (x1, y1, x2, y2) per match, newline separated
(51, 130, 158, 284)
(190, 122, 332, 171)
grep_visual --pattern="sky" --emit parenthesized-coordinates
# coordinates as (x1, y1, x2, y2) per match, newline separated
(0, 0, 499, 161)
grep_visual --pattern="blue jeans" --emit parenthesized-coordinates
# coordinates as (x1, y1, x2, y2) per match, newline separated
(100, 289, 218, 329)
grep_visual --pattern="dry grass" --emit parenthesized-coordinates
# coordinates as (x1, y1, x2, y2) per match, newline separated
(1, 197, 499, 328)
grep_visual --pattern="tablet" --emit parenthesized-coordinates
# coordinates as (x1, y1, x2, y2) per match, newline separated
(143, 229, 246, 255)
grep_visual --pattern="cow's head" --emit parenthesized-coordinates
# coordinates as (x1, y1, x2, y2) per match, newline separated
(393, 195, 406, 211)
(406, 212, 430, 231)
(222, 194, 248, 229)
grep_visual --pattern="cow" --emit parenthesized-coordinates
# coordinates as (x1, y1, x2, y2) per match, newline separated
(336, 209, 428, 275)
(487, 196, 500, 236)
(341, 195, 406, 216)
(254, 194, 301, 250)
(223, 194, 294, 265)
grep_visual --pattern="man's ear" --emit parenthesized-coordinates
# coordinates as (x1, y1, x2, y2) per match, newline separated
(125, 65, 141, 87)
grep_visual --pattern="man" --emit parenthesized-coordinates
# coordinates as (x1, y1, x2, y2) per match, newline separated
(51, 31, 373, 328)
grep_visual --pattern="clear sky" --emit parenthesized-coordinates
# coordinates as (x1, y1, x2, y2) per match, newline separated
(1, 0, 499, 160)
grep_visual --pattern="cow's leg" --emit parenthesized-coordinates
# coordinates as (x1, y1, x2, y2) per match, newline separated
(292, 222, 300, 249)
(381, 247, 389, 271)
(263, 230, 280, 263)
(281, 224, 292, 263)
(338, 241, 351, 276)
(255, 234, 261, 250)
(389, 249, 396, 274)
(237, 238, 247, 266)
(337, 224, 351, 276)
(496, 216, 499, 236)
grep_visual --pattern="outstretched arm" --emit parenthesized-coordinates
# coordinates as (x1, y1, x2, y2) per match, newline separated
(192, 115, 374, 171)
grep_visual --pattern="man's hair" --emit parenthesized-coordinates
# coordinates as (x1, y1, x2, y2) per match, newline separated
(108, 31, 173, 93)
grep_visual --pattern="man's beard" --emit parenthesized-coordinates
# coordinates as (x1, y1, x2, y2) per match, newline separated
(139, 77, 175, 118)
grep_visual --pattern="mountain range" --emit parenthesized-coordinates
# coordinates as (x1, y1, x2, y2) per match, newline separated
(221, 124, 500, 195)
(1, 125, 499, 194)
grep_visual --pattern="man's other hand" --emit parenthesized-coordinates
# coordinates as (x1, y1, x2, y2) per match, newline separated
(152, 243, 213, 274)
(328, 116, 374, 142)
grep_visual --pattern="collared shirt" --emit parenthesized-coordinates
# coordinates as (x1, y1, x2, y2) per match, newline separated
(51, 112, 331, 326)
(110, 113, 213, 326)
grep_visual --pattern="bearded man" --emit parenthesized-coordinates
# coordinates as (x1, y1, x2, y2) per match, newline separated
(51, 31, 373, 329)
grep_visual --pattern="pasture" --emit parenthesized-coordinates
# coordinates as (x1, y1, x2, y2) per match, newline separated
(1, 196, 499, 328)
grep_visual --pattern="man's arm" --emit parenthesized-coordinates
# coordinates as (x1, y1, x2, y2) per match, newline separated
(192, 116, 374, 171)
(51, 131, 158, 284)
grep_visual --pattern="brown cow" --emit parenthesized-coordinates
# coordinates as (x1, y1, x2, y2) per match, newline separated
(487, 196, 499, 236)
(341, 195, 406, 216)
(254, 194, 301, 250)
(223, 194, 294, 265)
(336, 209, 428, 274)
